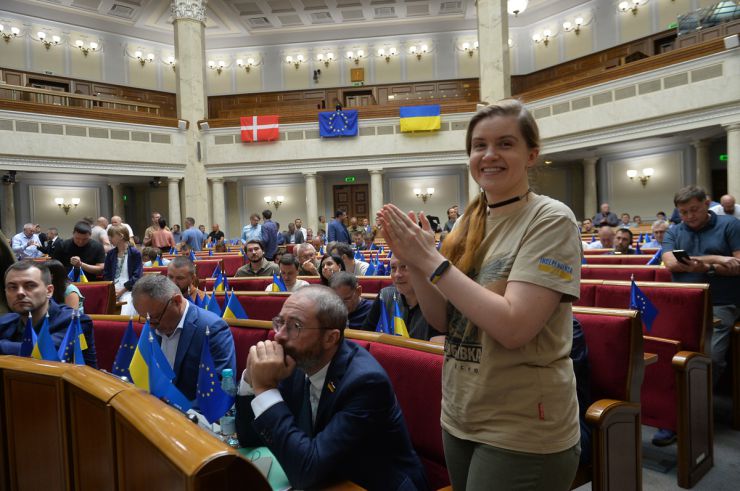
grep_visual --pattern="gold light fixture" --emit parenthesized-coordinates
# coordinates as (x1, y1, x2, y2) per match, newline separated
(413, 187, 435, 203)
(264, 195, 284, 210)
(37, 31, 61, 49)
(207, 60, 226, 74)
(55, 197, 80, 214)
(165, 56, 176, 70)
(0, 25, 20, 42)
(618, 0, 646, 15)
(508, 0, 529, 16)
(135, 51, 155, 66)
(563, 17, 584, 35)
(346, 50, 364, 64)
(377, 47, 398, 63)
(75, 40, 99, 56)
(285, 54, 304, 69)
(532, 30, 552, 46)
(316, 52, 334, 67)
(461, 41, 479, 57)
(408, 44, 428, 61)
(626, 168, 654, 186)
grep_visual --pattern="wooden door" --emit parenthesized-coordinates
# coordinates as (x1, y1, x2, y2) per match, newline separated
(333, 184, 369, 220)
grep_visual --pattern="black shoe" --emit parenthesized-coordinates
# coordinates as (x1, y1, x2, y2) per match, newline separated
(652, 428, 677, 446)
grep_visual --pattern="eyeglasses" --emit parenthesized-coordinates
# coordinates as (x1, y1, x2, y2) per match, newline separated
(139, 297, 173, 325)
(272, 316, 327, 339)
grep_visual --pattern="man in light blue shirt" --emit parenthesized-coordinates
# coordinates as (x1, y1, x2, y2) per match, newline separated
(11, 223, 43, 260)
(180, 217, 202, 252)
(241, 213, 262, 244)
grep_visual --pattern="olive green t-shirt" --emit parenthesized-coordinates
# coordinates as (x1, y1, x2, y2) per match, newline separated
(441, 194, 582, 454)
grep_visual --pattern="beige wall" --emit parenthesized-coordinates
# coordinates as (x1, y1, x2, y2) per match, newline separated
(225, 181, 240, 239)
(618, 7, 652, 43)
(127, 57, 157, 90)
(374, 55, 402, 84)
(387, 173, 461, 221)
(405, 49, 434, 82)
(29, 185, 100, 233)
(242, 181, 306, 232)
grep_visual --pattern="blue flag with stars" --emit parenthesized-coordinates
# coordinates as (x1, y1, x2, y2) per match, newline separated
(319, 109, 358, 137)
(629, 280, 659, 332)
(58, 313, 85, 364)
(189, 250, 197, 262)
(376, 300, 391, 334)
(19, 314, 37, 358)
(111, 318, 138, 379)
(196, 329, 234, 424)
(646, 248, 662, 265)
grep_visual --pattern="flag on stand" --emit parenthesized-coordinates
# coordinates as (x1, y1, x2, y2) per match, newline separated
(376, 300, 390, 334)
(58, 313, 86, 364)
(272, 273, 287, 292)
(67, 267, 88, 283)
(222, 290, 249, 320)
(646, 248, 663, 266)
(32, 314, 59, 361)
(196, 327, 234, 424)
(629, 279, 659, 332)
(19, 313, 37, 358)
(111, 318, 138, 379)
(399, 105, 441, 132)
(240, 115, 279, 142)
(392, 297, 410, 337)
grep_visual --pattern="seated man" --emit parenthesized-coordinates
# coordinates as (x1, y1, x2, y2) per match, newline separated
(11, 223, 43, 260)
(0, 262, 97, 367)
(52, 220, 106, 278)
(645, 220, 668, 248)
(235, 240, 280, 277)
(611, 228, 636, 255)
(329, 272, 372, 328)
(265, 254, 309, 292)
(330, 242, 369, 276)
(235, 286, 428, 490)
(585, 225, 615, 250)
(352, 231, 370, 251)
(167, 256, 205, 303)
(131, 275, 236, 401)
(362, 256, 441, 341)
(295, 243, 320, 276)
(581, 218, 594, 234)
(142, 247, 171, 267)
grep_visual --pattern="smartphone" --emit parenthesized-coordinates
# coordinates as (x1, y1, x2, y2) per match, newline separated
(672, 250, 691, 265)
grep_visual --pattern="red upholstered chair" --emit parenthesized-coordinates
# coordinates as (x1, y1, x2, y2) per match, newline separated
(89, 318, 144, 372)
(142, 266, 168, 276)
(214, 293, 291, 321)
(655, 268, 673, 282)
(230, 326, 269, 374)
(581, 266, 657, 281)
(74, 281, 116, 314)
(203, 277, 273, 291)
(221, 255, 246, 277)
(194, 259, 222, 280)
(575, 282, 599, 307)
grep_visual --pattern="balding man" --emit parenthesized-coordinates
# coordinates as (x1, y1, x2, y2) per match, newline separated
(296, 243, 320, 276)
(585, 226, 615, 250)
(11, 223, 42, 260)
(235, 285, 428, 490)
(710, 194, 740, 219)
(107, 216, 134, 242)
(593, 203, 619, 227)
(92, 217, 112, 251)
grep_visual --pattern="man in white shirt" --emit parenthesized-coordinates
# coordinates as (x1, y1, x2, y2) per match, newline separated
(11, 223, 43, 260)
(710, 194, 740, 218)
(331, 242, 369, 276)
(585, 226, 615, 250)
(108, 216, 135, 244)
(265, 254, 309, 292)
(91, 217, 112, 251)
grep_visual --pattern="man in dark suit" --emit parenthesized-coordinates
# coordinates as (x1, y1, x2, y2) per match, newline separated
(280, 222, 305, 245)
(40, 227, 61, 256)
(327, 209, 351, 243)
(131, 274, 236, 401)
(0, 262, 97, 367)
(235, 286, 428, 491)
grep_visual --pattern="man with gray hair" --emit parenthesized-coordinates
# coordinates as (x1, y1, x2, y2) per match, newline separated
(296, 242, 320, 276)
(11, 223, 43, 260)
(645, 219, 669, 248)
(235, 285, 427, 490)
(131, 274, 236, 401)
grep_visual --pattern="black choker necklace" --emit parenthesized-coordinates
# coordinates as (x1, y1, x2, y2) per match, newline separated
(488, 189, 531, 209)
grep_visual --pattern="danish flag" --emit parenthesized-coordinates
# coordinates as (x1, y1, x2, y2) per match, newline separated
(240, 115, 279, 142)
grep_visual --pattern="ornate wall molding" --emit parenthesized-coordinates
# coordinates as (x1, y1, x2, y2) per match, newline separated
(171, 0, 207, 23)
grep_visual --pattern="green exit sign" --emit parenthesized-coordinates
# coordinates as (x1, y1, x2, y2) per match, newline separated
(719, 154, 728, 161)
(344, 176, 356, 183)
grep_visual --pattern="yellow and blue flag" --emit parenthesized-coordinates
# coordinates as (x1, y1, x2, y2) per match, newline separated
(19, 313, 37, 357)
(111, 318, 138, 379)
(399, 104, 441, 132)
(366, 254, 377, 276)
(196, 328, 235, 424)
(272, 273, 287, 292)
(629, 280, 659, 332)
(32, 313, 59, 361)
(376, 300, 391, 334)
(58, 313, 86, 364)
(213, 270, 229, 292)
(67, 267, 88, 283)
(222, 290, 248, 320)
(206, 293, 223, 315)
(393, 297, 410, 338)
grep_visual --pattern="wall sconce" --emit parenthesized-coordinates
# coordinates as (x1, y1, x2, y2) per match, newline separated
(264, 195, 284, 210)
(55, 197, 80, 214)
(563, 17, 584, 35)
(413, 187, 434, 203)
(285, 54, 304, 69)
(316, 53, 334, 67)
(346, 50, 364, 64)
(408, 45, 428, 60)
(461, 41, 479, 57)
(377, 47, 398, 63)
(165, 56, 176, 70)
(508, 0, 529, 16)
(618, 0, 646, 15)
(236, 58, 257, 72)
(37, 31, 61, 49)
(135, 51, 155, 66)
(75, 40, 99, 56)
(208, 60, 226, 74)
(532, 30, 552, 47)
(626, 168, 654, 186)
(0, 25, 20, 42)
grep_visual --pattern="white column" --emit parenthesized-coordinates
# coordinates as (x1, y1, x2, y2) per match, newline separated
(2, 181, 16, 238)
(369, 169, 384, 216)
(692, 139, 712, 196)
(210, 177, 225, 229)
(468, 167, 479, 206)
(168, 177, 182, 227)
(304, 172, 319, 233)
(724, 123, 740, 197)
(582, 158, 598, 220)
(172, 0, 210, 223)
(109, 182, 124, 219)
(476, 0, 510, 102)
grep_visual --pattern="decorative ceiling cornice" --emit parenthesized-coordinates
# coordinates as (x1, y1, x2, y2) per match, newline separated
(0, 156, 186, 177)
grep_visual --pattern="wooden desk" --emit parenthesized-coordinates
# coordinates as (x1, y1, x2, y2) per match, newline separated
(0, 83, 160, 114)
(644, 352, 658, 366)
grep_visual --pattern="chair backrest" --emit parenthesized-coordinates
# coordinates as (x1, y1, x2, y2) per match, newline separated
(74, 281, 116, 314)
(221, 255, 246, 276)
(214, 292, 290, 322)
(194, 259, 223, 279)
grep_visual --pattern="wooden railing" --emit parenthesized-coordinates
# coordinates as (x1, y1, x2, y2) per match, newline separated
(0, 83, 161, 114)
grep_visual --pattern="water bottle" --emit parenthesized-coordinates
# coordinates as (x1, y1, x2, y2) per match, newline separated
(220, 369, 239, 447)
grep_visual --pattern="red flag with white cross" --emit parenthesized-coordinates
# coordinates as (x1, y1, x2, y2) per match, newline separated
(240, 115, 279, 142)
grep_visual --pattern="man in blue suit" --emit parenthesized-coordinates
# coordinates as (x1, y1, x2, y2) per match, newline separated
(0, 262, 97, 367)
(131, 274, 236, 401)
(327, 209, 351, 244)
(235, 286, 428, 491)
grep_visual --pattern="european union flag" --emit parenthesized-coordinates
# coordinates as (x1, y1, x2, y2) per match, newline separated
(354, 250, 363, 261)
(635, 242, 641, 254)
(196, 328, 234, 424)
(206, 293, 223, 315)
(319, 109, 358, 137)
(272, 273, 287, 292)
(111, 318, 138, 379)
(58, 313, 85, 364)
(629, 280, 659, 332)
(189, 250, 197, 262)
(376, 261, 386, 276)
(19, 313, 37, 358)
(387, 250, 392, 259)
(376, 300, 391, 334)
(222, 290, 249, 320)
(646, 248, 663, 266)
(31, 314, 59, 361)
(212, 264, 222, 279)
(67, 267, 87, 283)
(365, 254, 376, 276)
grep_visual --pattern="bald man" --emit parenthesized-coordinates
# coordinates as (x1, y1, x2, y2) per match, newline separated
(710, 194, 740, 219)
(107, 216, 135, 242)
(585, 226, 615, 250)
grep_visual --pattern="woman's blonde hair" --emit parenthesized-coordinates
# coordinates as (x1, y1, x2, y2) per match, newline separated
(440, 99, 540, 274)
(107, 224, 130, 242)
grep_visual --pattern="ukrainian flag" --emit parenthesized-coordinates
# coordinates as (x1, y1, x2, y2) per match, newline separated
(213, 271, 226, 292)
(393, 298, 410, 338)
(399, 105, 441, 132)
(222, 290, 249, 320)
(32, 314, 60, 361)
(206, 293, 223, 315)
(272, 273, 287, 292)
(129, 320, 154, 391)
